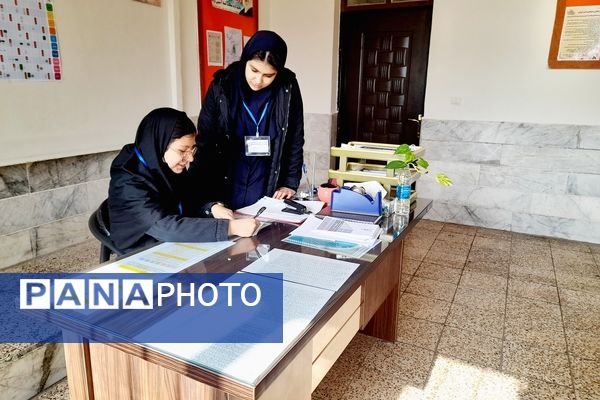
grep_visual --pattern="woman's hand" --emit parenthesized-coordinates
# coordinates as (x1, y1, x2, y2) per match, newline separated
(273, 187, 296, 199)
(228, 219, 260, 237)
(211, 203, 234, 220)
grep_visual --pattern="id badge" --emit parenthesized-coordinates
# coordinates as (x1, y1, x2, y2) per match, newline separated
(245, 136, 271, 156)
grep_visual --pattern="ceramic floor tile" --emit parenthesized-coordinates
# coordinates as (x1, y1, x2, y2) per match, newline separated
(569, 355, 600, 397)
(556, 272, 600, 293)
(403, 258, 421, 275)
(505, 295, 563, 328)
(511, 233, 551, 248)
(467, 246, 511, 265)
(459, 270, 508, 294)
(475, 227, 512, 241)
(453, 286, 506, 313)
(405, 244, 429, 262)
(341, 367, 416, 400)
(510, 263, 556, 286)
(502, 341, 571, 386)
(504, 321, 567, 353)
(508, 278, 559, 304)
(464, 259, 509, 278)
(562, 305, 600, 331)
(415, 262, 462, 284)
(559, 288, 600, 308)
(423, 250, 467, 269)
(436, 230, 475, 246)
(398, 293, 452, 324)
(441, 223, 477, 236)
(423, 356, 519, 400)
(30, 379, 69, 400)
(565, 328, 600, 361)
(437, 326, 502, 369)
(396, 314, 444, 351)
(550, 239, 591, 254)
(510, 252, 554, 270)
(362, 340, 434, 386)
(514, 378, 576, 400)
(446, 303, 504, 338)
(400, 273, 413, 293)
(431, 238, 472, 255)
(552, 248, 596, 267)
(405, 276, 457, 302)
(554, 263, 600, 280)
(471, 236, 511, 252)
(415, 219, 445, 233)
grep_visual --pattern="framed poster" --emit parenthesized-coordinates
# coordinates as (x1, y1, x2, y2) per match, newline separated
(197, 0, 258, 96)
(548, 0, 600, 68)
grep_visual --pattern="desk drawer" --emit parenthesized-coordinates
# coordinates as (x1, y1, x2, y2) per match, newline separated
(311, 307, 360, 392)
(311, 287, 361, 362)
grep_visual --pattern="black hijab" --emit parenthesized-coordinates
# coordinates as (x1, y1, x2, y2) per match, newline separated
(133, 107, 196, 195)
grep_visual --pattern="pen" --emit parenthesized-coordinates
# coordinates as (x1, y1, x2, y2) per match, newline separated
(254, 206, 266, 219)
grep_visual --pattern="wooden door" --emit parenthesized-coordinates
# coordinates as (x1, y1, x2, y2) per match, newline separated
(339, 6, 432, 145)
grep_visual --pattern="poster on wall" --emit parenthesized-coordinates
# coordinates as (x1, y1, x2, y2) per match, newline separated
(224, 26, 242, 67)
(549, 0, 600, 68)
(0, 0, 62, 80)
(198, 0, 258, 96)
(206, 30, 223, 66)
(211, 0, 253, 17)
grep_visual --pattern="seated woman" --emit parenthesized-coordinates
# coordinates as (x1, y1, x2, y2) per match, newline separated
(108, 107, 258, 254)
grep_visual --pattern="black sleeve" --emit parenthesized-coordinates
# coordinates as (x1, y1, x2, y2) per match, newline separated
(146, 215, 229, 243)
(279, 79, 305, 190)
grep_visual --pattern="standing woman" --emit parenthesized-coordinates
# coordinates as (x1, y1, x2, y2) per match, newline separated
(108, 108, 257, 254)
(192, 30, 304, 209)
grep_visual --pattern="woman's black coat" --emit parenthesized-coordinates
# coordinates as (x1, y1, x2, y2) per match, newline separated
(108, 108, 229, 254)
(191, 62, 305, 204)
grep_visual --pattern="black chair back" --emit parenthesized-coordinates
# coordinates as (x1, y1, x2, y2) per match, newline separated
(88, 199, 124, 263)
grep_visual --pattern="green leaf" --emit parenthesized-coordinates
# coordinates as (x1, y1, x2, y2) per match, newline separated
(394, 144, 411, 155)
(416, 158, 429, 169)
(385, 160, 407, 169)
(435, 174, 453, 186)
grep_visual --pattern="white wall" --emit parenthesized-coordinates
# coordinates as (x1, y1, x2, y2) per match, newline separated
(259, 0, 340, 115)
(425, 0, 600, 125)
(0, 0, 179, 166)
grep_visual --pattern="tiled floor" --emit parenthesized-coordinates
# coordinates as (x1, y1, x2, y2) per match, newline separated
(17, 221, 600, 399)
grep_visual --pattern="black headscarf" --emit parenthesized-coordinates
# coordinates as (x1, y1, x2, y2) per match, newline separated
(133, 107, 196, 195)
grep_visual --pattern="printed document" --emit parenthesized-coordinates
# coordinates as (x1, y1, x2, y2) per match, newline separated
(236, 196, 324, 223)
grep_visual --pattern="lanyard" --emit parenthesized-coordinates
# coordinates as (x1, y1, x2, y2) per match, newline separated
(242, 100, 269, 136)
(134, 146, 183, 216)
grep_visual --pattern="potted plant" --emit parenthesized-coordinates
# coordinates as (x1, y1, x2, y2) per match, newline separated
(385, 144, 452, 186)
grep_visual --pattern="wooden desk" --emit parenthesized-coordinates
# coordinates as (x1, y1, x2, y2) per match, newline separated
(63, 200, 432, 400)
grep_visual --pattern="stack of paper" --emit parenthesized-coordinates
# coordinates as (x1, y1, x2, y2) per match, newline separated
(236, 196, 325, 224)
(284, 215, 381, 258)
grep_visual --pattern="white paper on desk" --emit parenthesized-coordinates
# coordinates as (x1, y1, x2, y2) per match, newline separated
(148, 279, 335, 385)
(92, 241, 234, 274)
(236, 196, 324, 223)
(242, 248, 359, 291)
(290, 215, 380, 246)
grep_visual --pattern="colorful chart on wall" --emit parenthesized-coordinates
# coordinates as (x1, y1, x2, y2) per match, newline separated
(0, 0, 61, 80)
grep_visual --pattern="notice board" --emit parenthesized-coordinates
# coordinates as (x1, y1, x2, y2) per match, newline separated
(197, 0, 258, 97)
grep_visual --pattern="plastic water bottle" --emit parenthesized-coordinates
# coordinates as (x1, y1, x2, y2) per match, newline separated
(393, 169, 411, 216)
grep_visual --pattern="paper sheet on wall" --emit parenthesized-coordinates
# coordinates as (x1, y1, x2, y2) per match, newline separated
(224, 26, 242, 67)
(242, 248, 359, 291)
(93, 241, 234, 274)
(0, 0, 62, 80)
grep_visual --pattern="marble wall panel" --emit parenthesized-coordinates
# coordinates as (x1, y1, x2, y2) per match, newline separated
(567, 173, 600, 197)
(530, 194, 600, 221)
(500, 145, 600, 174)
(466, 187, 532, 213)
(426, 161, 480, 186)
(33, 214, 92, 258)
(86, 178, 110, 211)
(420, 139, 502, 164)
(43, 344, 66, 391)
(32, 184, 89, 228)
(303, 113, 333, 152)
(0, 195, 36, 235)
(0, 230, 34, 270)
(579, 126, 600, 150)
(27, 159, 60, 192)
(479, 165, 568, 194)
(512, 213, 600, 244)
(425, 202, 512, 231)
(0, 164, 29, 200)
(0, 342, 47, 400)
(417, 180, 474, 204)
(421, 119, 502, 143)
